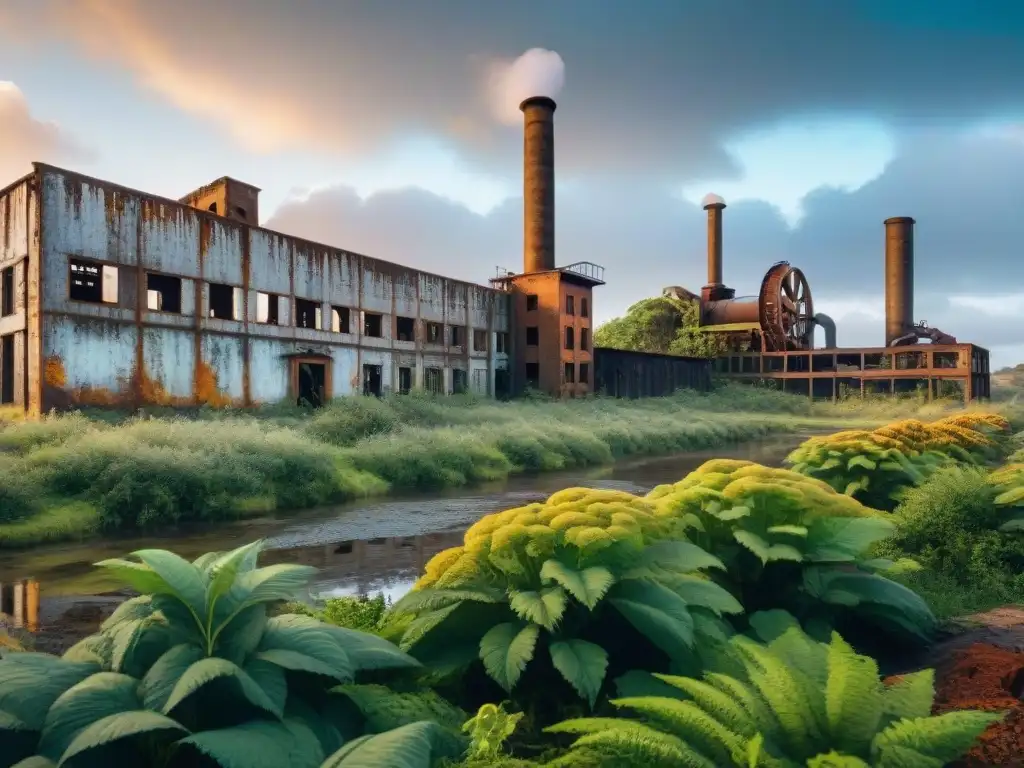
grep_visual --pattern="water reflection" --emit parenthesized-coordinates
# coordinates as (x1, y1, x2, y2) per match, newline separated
(1, 578, 40, 632)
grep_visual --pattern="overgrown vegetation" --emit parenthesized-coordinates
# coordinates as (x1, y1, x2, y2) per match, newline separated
(0, 384, 976, 549)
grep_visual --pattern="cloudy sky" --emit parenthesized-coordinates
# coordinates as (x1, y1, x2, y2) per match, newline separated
(2, 0, 1024, 367)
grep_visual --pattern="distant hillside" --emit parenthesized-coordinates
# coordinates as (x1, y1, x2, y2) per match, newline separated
(992, 363, 1024, 400)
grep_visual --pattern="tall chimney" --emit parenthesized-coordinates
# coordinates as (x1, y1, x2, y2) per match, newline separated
(884, 216, 915, 346)
(702, 193, 726, 287)
(520, 96, 556, 274)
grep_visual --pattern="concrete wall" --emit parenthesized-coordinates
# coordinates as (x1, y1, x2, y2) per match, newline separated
(0, 178, 33, 408)
(28, 165, 510, 411)
(592, 347, 712, 398)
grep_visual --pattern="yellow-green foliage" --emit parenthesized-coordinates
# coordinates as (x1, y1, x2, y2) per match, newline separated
(546, 620, 1002, 768)
(393, 488, 740, 709)
(645, 460, 936, 644)
(988, 463, 1024, 532)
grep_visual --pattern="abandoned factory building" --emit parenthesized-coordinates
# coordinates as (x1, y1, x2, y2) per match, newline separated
(0, 163, 515, 415)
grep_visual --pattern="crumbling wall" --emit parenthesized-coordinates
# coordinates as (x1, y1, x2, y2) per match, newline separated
(0, 179, 32, 407)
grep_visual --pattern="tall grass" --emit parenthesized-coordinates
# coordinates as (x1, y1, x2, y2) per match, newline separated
(0, 384, 998, 548)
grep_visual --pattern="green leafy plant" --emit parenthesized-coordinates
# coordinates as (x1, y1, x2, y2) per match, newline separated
(646, 460, 937, 646)
(391, 488, 741, 713)
(462, 703, 524, 761)
(546, 618, 1002, 767)
(0, 540, 458, 768)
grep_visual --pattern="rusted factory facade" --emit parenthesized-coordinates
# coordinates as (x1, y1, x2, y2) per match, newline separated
(0, 164, 513, 415)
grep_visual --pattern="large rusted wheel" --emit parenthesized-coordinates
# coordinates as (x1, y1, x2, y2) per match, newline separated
(759, 262, 814, 351)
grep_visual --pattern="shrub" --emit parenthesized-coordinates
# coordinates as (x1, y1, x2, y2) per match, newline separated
(319, 595, 391, 634)
(390, 488, 741, 713)
(546, 620, 1001, 767)
(646, 460, 937, 646)
(0, 540, 459, 768)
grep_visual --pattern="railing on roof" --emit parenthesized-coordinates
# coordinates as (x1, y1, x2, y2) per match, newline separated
(560, 261, 605, 282)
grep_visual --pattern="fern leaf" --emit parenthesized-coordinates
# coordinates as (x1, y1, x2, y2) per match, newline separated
(398, 602, 463, 651)
(652, 675, 758, 738)
(880, 670, 934, 723)
(547, 718, 710, 768)
(509, 587, 567, 631)
(540, 560, 615, 609)
(391, 588, 502, 616)
(806, 751, 871, 767)
(549, 640, 608, 707)
(610, 696, 746, 766)
(871, 744, 944, 768)
(703, 673, 779, 734)
(872, 711, 1004, 765)
(824, 633, 883, 754)
(479, 622, 540, 692)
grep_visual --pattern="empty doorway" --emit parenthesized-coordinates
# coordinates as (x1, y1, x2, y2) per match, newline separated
(363, 364, 382, 397)
(0, 334, 13, 404)
(296, 362, 326, 408)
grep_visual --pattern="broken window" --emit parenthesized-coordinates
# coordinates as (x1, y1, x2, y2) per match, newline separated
(579, 362, 590, 385)
(207, 203, 218, 214)
(564, 362, 575, 383)
(526, 294, 538, 311)
(526, 327, 539, 346)
(69, 258, 118, 304)
(146, 273, 182, 313)
(580, 297, 589, 318)
(425, 322, 443, 344)
(0, 334, 13, 404)
(453, 369, 468, 394)
(496, 332, 509, 354)
(398, 366, 413, 394)
(234, 206, 248, 221)
(331, 306, 351, 333)
(362, 363, 382, 396)
(209, 282, 240, 320)
(395, 316, 415, 342)
(472, 329, 488, 352)
(256, 292, 281, 324)
(565, 295, 575, 315)
(450, 325, 464, 347)
(424, 367, 443, 395)
(363, 312, 383, 338)
(564, 326, 575, 350)
(580, 327, 589, 351)
(1, 267, 13, 316)
(525, 362, 540, 389)
(295, 298, 321, 329)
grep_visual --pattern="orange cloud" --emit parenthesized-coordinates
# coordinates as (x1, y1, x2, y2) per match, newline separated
(0, 82, 90, 182)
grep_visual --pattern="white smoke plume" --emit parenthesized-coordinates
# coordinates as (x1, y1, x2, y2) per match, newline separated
(488, 48, 566, 126)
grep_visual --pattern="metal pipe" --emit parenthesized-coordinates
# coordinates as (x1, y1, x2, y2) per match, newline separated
(813, 312, 837, 348)
(520, 96, 557, 274)
(703, 195, 726, 286)
(884, 217, 915, 346)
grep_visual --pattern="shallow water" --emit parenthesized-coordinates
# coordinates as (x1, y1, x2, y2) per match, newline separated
(0, 432, 813, 615)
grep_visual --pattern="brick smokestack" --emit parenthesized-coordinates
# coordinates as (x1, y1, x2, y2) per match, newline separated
(702, 193, 726, 287)
(521, 96, 556, 274)
(884, 216, 915, 346)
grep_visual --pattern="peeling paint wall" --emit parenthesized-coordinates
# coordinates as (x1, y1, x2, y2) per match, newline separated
(0, 180, 32, 407)
(22, 166, 512, 411)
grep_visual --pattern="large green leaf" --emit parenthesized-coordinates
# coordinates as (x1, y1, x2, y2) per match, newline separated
(99, 596, 155, 632)
(9, 757, 57, 768)
(539, 560, 615, 609)
(549, 640, 608, 707)
(320, 626, 420, 671)
(390, 587, 503, 616)
(176, 719, 324, 768)
(0, 655, 98, 730)
(0, 710, 36, 767)
(206, 541, 266, 602)
(479, 622, 540, 692)
(255, 615, 353, 682)
(243, 658, 288, 716)
(92, 560, 171, 598)
(56, 710, 187, 767)
(163, 657, 282, 718)
(733, 530, 802, 565)
(319, 721, 454, 768)
(658, 574, 743, 616)
(804, 518, 896, 563)
(38, 672, 140, 761)
(140, 644, 205, 712)
(398, 602, 464, 652)
(215, 604, 268, 664)
(106, 616, 176, 677)
(61, 635, 113, 667)
(638, 541, 725, 573)
(509, 587, 567, 630)
(217, 564, 319, 626)
(608, 580, 696, 657)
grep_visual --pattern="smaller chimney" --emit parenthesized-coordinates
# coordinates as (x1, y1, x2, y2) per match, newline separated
(884, 216, 915, 346)
(702, 193, 726, 287)
(521, 96, 557, 274)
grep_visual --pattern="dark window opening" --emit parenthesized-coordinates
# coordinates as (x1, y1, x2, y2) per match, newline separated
(580, 297, 589, 318)
(472, 329, 488, 352)
(526, 294, 538, 311)
(450, 326, 464, 347)
(425, 367, 443, 395)
(564, 362, 575, 383)
(207, 203, 218, 214)
(234, 206, 247, 221)
(0, 334, 14, 405)
(332, 306, 351, 333)
(580, 327, 590, 351)
(362, 363, 382, 396)
(146, 273, 182, 313)
(296, 361, 326, 408)
(525, 362, 540, 389)
(334, 541, 354, 555)
(564, 326, 575, 350)
(425, 322, 442, 344)
(579, 363, 590, 385)
(363, 312, 383, 338)
(526, 327, 539, 346)
(565, 295, 575, 315)
(296, 298, 321, 329)
(257, 292, 280, 324)
(1, 267, 13, 316)
(496, 332, 509, 354)
(495, 369, 511, 399)
(209, 282, 238, 320)
(69, 258, 118, 304)
(396, 316, 415, 342)
(453, 369, 468, 394)
(398, 366, 413, 394)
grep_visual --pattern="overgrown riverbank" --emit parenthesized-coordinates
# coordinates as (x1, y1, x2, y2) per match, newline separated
(0, 385, 1000, 549)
